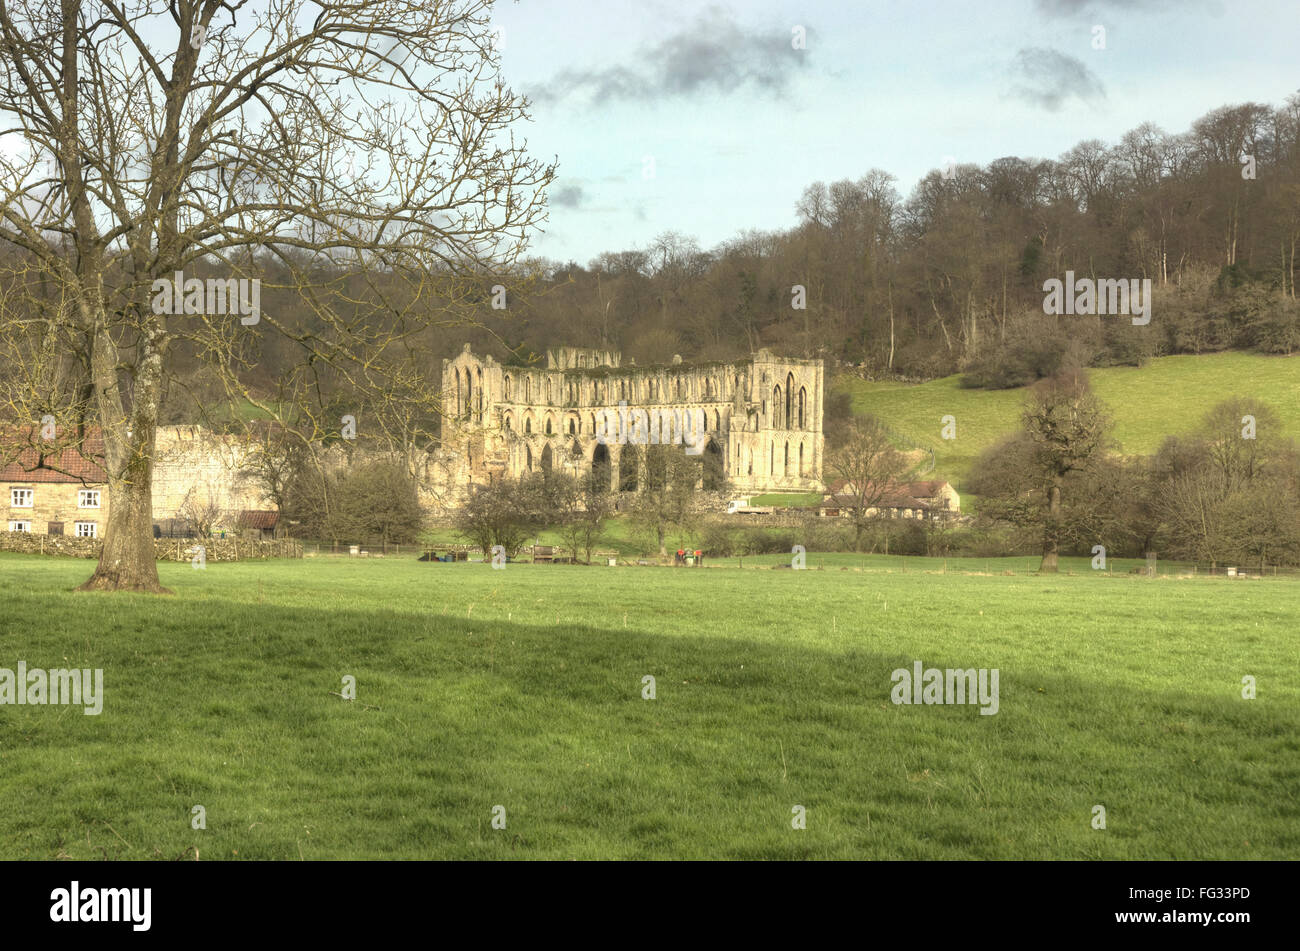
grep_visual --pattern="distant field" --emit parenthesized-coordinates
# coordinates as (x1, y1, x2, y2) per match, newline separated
(838, 352, 1300, 490)
(2, 552, 1296, 859)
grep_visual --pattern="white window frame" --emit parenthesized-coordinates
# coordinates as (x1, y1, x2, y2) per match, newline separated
(74, 521, 97, 538)
(8, 520, 31, 532)
(78, 489, 101, 509)
(10, 488, 33, 508)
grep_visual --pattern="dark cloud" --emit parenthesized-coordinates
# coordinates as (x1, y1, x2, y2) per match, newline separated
(1007, 47, 1106, 111)
(530, 9, 812, 107)
(1033, 0, 1202, 13)
(551, 184, 587, 209)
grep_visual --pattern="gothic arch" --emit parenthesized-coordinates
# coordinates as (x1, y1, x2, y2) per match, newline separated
(592, 442, 612, 490)
(785, 374, 794, 428)
(702, 439, 725, 490)
(619, 443, 640, 492)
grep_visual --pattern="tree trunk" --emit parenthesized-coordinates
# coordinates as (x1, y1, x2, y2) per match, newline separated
(78, 305, 169, 593)
(79, 443, 169, 593)
(887, 281, 895, 370)
(1039, 481, 1061, 573)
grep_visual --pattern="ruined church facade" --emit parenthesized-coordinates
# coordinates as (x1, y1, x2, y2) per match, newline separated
(440, 345, 824, 496)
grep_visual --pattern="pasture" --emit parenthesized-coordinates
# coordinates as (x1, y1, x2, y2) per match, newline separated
(838, 351, 1300, 487)
(0, 552, 1296, 859)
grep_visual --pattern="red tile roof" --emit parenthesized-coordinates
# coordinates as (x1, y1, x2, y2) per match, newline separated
(237, 510, 279, 530)
(0, 428, 107, 484)
(825, 479, 949, 499)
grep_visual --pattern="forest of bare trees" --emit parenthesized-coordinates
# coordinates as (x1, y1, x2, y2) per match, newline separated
(497, 95, 1300, 385)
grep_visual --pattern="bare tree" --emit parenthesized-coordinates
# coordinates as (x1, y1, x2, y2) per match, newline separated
(554, 470, 613, 565)
(0, 0, 554, 591)
(629, 444, 703, 558)
(177, 484, 224, 539)
(826, 414, 916, 551)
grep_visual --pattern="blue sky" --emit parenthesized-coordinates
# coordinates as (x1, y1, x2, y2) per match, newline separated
(493, 0, 1300, 265)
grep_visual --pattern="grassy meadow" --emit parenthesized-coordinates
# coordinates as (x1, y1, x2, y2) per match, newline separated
(1, 551, 1296, 860)
(838, 352, 1300, 488)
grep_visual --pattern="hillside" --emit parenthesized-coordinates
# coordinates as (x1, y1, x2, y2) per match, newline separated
(837, 352, 1300, 493)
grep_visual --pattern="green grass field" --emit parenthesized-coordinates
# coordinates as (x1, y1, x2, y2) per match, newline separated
(839, 352, 1300, 489)
(2, 551, 1295, 860)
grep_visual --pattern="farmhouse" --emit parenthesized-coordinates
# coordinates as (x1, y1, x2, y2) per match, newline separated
(441, 345, 826, 494)
(1, 425, 280, 540)
(820, 479, 961, 520)
(1, 430, 108, 538)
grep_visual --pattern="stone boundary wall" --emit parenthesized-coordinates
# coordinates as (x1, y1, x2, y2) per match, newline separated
(0, 531, 302, 561)
(722, 511, 822, 528)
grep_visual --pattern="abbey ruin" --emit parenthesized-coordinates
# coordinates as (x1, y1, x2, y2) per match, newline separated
(440, 345, 825, 495)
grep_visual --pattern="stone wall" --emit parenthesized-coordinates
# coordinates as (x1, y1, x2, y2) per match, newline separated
(152, 426, 271, 528)
(0, 531, 301, 561)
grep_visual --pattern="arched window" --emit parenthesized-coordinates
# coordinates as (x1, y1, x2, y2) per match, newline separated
(504, 413, 513, 432)
(524, 417, 532, 434)
(589, 413, 597, 434)
(798, 388, 807, 429)
(568, 417, 576, 435)
(772, 386, 782, 428)
(525, 377, 531, 402)
(714, 410, 721, 432)
(455, 369, 462, 416)
(545, 417, 553, 435)
(785, 374, 794, 430)
(784, 442, 790, 477)
(799, 442, 805, 476)
(466, 373, 473, 420)
(504, 375, 512, 400)
(545, 378, 552, 404)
